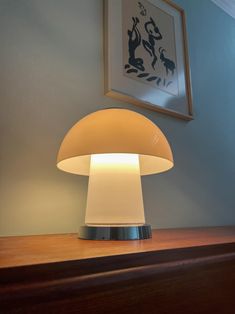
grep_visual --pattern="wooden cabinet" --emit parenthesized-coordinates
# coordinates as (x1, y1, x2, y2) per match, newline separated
(1, 227, 235, 313)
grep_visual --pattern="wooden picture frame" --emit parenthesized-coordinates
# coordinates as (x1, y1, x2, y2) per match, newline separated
(104, 0, 193, 120)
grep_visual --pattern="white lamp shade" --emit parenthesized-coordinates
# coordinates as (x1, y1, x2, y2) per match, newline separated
(57, 108, 174, 176)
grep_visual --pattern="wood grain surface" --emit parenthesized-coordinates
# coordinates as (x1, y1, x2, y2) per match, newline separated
(0, 226, 235, 268)
(0, 227, 235, 314)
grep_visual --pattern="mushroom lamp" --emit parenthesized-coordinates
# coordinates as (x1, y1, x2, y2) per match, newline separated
(57, 108, 173, 240)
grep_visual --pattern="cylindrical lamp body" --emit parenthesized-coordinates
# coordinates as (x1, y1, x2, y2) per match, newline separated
(85, 154, 145, 226)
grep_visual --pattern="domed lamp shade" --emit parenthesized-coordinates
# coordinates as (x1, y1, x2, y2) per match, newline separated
(57, 108, 173, 240)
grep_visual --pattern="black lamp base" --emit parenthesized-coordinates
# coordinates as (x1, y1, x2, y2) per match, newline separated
(78, 224, 152, 240)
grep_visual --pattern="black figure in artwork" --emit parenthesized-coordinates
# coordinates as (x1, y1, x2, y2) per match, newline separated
(142, 17, 162, 70)
(138, 2, 147, 16)
(127, 17, 145, 71)
(159, 47, 176, 75)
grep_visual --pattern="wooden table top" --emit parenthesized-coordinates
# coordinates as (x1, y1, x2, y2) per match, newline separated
(0, 226, 235, 269)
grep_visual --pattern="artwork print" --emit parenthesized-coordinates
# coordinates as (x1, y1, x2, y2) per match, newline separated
(104, 0, 193, 120)
(123, 0, 178, 96)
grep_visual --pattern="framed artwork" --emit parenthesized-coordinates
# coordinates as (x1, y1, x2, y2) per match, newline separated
(104, 0, 193, 120)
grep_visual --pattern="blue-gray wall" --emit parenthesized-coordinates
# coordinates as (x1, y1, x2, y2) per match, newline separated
(0, 0, 234, 235)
